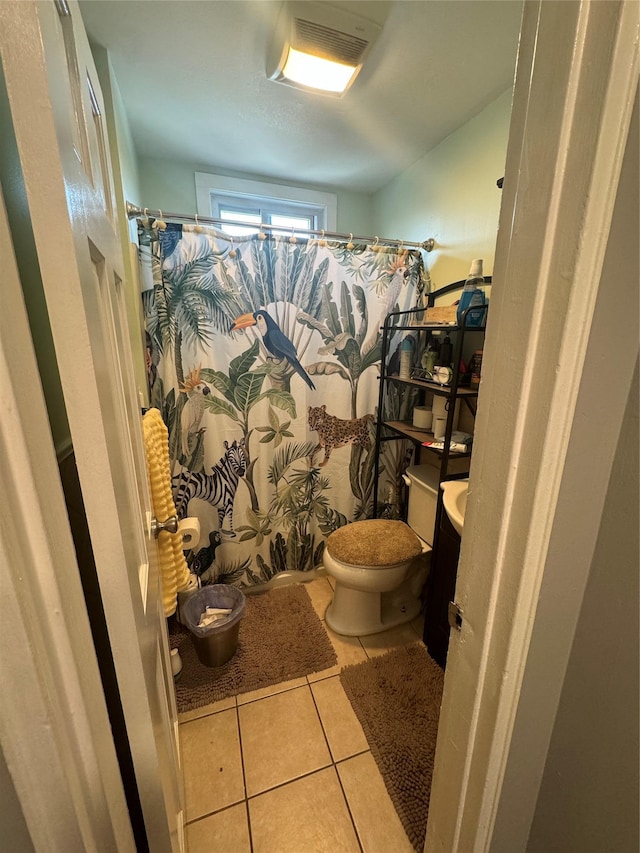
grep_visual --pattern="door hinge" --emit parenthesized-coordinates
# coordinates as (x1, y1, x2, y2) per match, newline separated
(448, 601, 463, 631)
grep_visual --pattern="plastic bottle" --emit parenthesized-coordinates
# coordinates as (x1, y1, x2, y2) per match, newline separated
(437, 334, 453, 367)
(170, 648, 183, 679)
(421, 334, 440, 377)
(470, 349, 483, 385)
(457, 259, 487, 327)
(399, 338, 413, 379)
(380, 484, 396, 519)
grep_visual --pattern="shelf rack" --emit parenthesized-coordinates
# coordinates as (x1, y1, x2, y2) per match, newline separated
(372, 278, 490, 520)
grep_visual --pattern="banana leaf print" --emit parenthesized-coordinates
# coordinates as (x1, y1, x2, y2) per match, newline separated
(199, 339, 297, 510)
(299, 279, 381, 418)
(139, 219, 426, 586)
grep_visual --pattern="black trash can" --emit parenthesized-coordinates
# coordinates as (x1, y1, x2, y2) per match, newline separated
(183, 585, 246, 667)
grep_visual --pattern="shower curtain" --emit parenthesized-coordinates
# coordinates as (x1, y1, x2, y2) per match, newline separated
(138, 217, 429, 588)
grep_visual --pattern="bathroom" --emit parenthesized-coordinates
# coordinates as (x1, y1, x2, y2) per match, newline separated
(100, 0, 516, 627)
(1, 2, 637, 852)
(110, 3, 516, 848)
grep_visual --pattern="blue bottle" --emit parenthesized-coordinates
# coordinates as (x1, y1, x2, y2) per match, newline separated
(457, 259, 486, 327)
(399, 337, 413, 379)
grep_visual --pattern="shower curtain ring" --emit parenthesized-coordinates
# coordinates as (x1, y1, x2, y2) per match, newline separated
(194, 213, 203, 234)
(289, 226, 297, 245)
(157, 209, 167, 230)
(372, 236, 380, 252)
(229, 236, 237, 258)
(347, 233, 354, 250)
(319, 229, 327, 247)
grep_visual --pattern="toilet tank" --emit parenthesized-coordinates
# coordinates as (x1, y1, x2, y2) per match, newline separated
(404, 464, 440, 546)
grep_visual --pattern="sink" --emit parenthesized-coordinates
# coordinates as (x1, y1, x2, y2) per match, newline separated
(441, 479, 469, 536)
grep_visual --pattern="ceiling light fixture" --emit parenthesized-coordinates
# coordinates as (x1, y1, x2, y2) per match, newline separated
(267, 1, 382, 97)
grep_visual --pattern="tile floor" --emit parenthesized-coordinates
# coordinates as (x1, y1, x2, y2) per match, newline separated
(179, 576, 425, 853)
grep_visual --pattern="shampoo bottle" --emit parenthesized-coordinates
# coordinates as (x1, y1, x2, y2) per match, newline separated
(399, 337, 413, 379)
(457, 259, 486, 327)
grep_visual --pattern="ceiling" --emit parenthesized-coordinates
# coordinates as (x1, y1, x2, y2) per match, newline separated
(79, 0, 523, 194)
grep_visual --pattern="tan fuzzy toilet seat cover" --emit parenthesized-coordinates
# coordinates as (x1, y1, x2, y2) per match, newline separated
(326, 520, 422, 568)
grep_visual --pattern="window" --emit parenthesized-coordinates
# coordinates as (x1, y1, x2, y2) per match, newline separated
(217, 201, 317, 237)
(195, 172, 337, 237)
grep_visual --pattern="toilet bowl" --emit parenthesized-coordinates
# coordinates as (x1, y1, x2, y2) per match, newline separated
(324, 519, 429, 636)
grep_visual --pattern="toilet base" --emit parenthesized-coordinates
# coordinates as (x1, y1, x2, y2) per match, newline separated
(325, 583, 422, 637)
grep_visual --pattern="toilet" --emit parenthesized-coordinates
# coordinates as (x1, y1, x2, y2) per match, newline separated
(324, 465, 438, 636)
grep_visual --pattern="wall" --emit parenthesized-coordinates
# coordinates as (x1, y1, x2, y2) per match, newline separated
(371, 89, 513, 289)
(0, 745, 35, 853)
(526, 358, 639, 852)
(526, 88, 639, 851)
(138, 156, 374, 235)
(109, 64, 142, 216)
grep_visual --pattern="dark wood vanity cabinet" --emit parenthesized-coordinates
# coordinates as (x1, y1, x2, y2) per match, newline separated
(423, 507, 461, 668)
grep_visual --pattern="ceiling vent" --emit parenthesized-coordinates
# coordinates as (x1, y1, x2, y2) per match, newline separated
(267, 2, 382, 96)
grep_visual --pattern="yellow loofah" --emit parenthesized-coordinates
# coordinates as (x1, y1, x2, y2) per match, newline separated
(142, 408, 191, 617)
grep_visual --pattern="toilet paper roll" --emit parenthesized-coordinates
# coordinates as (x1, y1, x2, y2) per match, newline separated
(432, 396, 460, 430)
(433, 416, 447, 440)
(177, 517, 201, 549)
(431, 395, 447, 419)
(412, 406, 433, 430)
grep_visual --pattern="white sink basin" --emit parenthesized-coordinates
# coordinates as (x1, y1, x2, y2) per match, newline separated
(441, 479, 469, 536)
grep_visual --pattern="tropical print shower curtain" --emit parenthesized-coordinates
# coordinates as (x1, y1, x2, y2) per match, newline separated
(138, 217, 428, 588)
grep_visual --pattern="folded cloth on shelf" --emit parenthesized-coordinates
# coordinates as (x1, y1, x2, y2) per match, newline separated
(142, 408, 191, 616)
(450, 431, 473, 445)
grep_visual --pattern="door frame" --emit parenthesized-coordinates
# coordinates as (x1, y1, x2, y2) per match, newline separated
(426, 2, 639, 850)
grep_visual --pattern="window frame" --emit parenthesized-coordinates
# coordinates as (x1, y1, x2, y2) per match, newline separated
(195, 172, 337, 233)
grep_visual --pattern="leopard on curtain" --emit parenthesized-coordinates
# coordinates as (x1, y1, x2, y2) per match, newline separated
(138, 218, 429, 589)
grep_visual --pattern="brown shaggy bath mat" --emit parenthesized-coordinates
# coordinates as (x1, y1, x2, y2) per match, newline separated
(340, 643, 444, 851)
(169, 584, 337, 713)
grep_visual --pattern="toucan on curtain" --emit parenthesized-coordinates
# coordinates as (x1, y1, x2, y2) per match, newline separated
(138, 217, 429, 588)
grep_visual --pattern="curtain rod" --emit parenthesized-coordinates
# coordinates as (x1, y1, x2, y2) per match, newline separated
(125, 202, 435, 252)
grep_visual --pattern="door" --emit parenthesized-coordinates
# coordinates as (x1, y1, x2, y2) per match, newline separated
(0, 3, 183, 851)
(0, 167, 135, 852)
